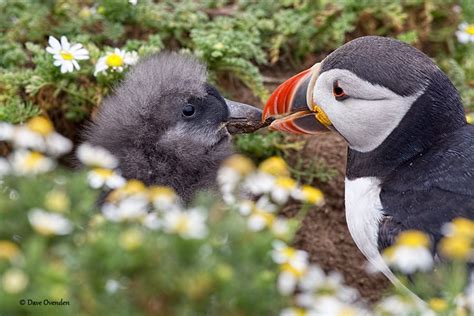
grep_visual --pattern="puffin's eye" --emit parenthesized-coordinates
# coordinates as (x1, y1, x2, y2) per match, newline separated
(333, 81, 348, 101)
(182, 104, 195, 117)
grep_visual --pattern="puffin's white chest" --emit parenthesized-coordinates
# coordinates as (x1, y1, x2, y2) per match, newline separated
(344, 177, 395, 281)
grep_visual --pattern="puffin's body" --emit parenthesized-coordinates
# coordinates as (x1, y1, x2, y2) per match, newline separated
(262, 36, 474, 281)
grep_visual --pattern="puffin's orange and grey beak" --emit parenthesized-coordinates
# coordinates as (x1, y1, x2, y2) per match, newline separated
(262, 63, 331, 134)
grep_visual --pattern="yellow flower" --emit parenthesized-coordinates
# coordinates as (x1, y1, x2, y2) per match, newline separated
(300, 185, 324, 205)
(0, 241, 20, 261)
(428, 298, 448, 312)
(222, 155, 255, 175)
(44, 190, 70, 212)
(466, 113, 473, 125)
(119, 228, 144, 251)
(27, 116, 54, 136)
(396, 230, 430, 248)
(148, 185, 178, 210)
(259, 156, 289, 177)
(439, 235, 471, 260)
(448, 217, 474, 239)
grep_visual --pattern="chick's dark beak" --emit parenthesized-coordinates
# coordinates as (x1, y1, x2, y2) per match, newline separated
(225, 99, 269, 135)
(262, 63, 331, 135)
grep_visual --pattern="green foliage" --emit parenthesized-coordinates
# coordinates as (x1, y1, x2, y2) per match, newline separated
(0, 168, 289, 315)
(0, 0, 472, 125)
(234, 131, 285, 162)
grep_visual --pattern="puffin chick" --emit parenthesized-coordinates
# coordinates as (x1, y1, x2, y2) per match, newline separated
(84, 52, 262, 202)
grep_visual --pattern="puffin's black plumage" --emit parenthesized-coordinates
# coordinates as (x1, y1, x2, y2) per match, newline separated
(84, 53, 251, 202)
(325, 38, 474, 251)
(262, 36, 474, 275)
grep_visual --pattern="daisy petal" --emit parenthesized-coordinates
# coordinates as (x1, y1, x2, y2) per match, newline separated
(60, 36, 70, 50)
(48, 36, 61, 50)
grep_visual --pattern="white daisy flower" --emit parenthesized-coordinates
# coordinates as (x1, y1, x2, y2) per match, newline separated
(297, 266, 359, 305)
(272, 177, 297, 204)
(456, 22, 474, 44)
(243, 172, 275, 195)
(87, 168, 126, 189)
(292, 185, 324, 206)
(105, 279, 121, 294)
(102, 196, 149, 222)
(0, 158, 10, 177)
(94, 48, 138, 76)
(279, 307, 315, 316)
(11, 126, 46, 152)
(307, 296, 370, 316)
(46, 36, 89, 73)
(277, 259, 308, 295)
(0, 122, 14, 141)
(77, 143, 119, 169)
(238, 199, 254, 216)
(10, 150, 55, 176)
(142, 212, 162, 230)
(383, 230, 433, 274)
(11, 117, 72, 156)
(272, 240, 308, 267)
(375, 295, 424, 316)
(163, 208, 208, 239)
(148, 185, 180, 211)
(45, 132, 73, 156)
(1, 268, 29, 294)
(28, 208, 72, 236)
(271, 217, 291, 238)
(247, 210, 275, 232)
(129, 0, 137, 5)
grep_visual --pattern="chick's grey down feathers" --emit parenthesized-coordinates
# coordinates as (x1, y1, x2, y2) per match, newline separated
(84, 53, 233, 202)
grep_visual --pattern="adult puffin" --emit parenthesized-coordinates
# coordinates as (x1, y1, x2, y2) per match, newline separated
(262, 36, 474, 283)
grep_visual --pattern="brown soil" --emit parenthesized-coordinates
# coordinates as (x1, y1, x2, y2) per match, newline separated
(225, 67, 391, 303)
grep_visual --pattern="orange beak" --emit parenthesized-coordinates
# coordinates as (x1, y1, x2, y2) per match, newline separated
(262, 63, 331, 135)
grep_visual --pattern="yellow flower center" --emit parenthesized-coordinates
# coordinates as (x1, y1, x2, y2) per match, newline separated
(223, 155, 255, 175)
(60, 51, 74, 61)
(450, 217, 474, 239)
(259, 156, 289, 177)
(276, 177, 296, 189)
(119, 229, 143, 251)
(302, 185, 324, 205)
(339, 308, 357, 316)
(255, 210, 275, 225)
(27, 116, 54, 136)
(467, 113, 473, 125)
(281, 246, 297, 258)
(0, 241, 20, 261)
(396, 230, 430, 247)
(465, 24, 474, 35)
(45, 190, 70, 213)
(25, 152, 45, 168)
(428, 298, 448, 312)
(175, 216, 191, 234)
(290, 308, 308, 316)
(106, 53, 124, 67)
(93, 168, 114, 178)
(281, 262, 305, 277)
(149, 186, 176, 200)
(439, 235, 471, 260)
(122, 179, 145, 193)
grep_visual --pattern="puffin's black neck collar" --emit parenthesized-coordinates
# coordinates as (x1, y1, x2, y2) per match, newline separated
(346, 71, 466, 180)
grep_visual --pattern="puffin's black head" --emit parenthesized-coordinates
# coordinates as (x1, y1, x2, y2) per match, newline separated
(263, 36, 466, 155)
(84, 52, 261, 201)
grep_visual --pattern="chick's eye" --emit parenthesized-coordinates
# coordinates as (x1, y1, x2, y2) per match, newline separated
(182, 104, 195, 117)
(333, 81, 347, 101)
